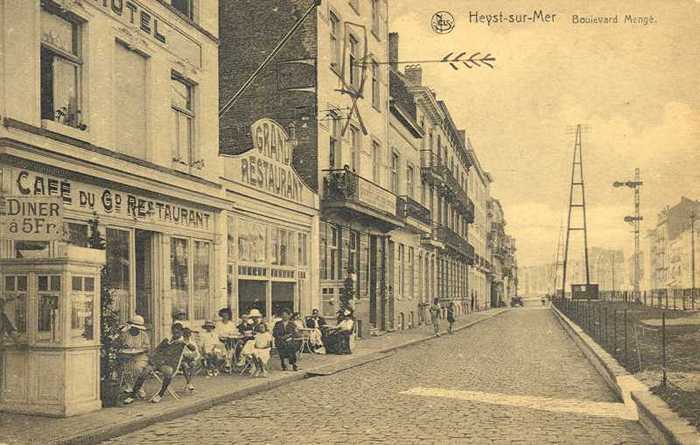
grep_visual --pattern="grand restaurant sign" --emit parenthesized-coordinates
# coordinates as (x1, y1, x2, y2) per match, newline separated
(225, 119, 311, 205)
(8, 168, 212, 231)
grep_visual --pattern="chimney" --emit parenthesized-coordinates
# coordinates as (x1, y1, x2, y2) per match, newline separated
(388, 32, 399, 71)
(405, 64, 422, 86)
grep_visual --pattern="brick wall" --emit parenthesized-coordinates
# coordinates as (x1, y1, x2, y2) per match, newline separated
(219, 0, 320, 191)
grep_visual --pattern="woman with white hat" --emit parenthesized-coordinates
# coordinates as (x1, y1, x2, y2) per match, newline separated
(118, 315, 150, 395)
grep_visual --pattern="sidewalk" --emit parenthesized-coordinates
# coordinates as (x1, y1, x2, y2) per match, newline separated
(0, 308, 507, 445)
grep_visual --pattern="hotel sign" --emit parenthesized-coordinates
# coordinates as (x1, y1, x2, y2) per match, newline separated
(226, 119, 309, 204)
(1, 196, 64, 241)
(9, 168, 212, 231)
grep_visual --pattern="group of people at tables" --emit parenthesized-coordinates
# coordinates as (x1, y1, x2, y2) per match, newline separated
(117, 307, 355, 404)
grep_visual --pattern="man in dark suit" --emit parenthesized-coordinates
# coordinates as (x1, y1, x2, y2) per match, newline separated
(272, 311, 299, 371)
(305, 308, 327, 329)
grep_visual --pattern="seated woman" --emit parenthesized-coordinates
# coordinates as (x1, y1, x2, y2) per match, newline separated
(215, 307, 238, 369)
(322, 310, 354, 354)
(117, 315, 150, 395)
(305, 308, 326, 353)
(199, 320, 226, 376)
(180, 325, 200, 391)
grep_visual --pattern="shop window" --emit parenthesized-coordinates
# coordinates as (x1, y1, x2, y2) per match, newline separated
(170, 237, 189, 318)
(40, 6, 83, 129)
(3, 275, 28, 336)
(321, 222, 341, 281)
(193, 241, 210, 321)
(171, 74, 196, 166)
(114, 42, 147, 158)
(238, 220, 267, 263)
(329, 11, 341, 72)
(38, 275, 61, 341)
(67, 222, 88, 247)
(371, 61, 380, 110)
(170, 0, 194, 20)
(298, 232, 309, 267)
(321, 287, 336, 318)
(71, 276, 94, 340)
(106, 228, 130, 318)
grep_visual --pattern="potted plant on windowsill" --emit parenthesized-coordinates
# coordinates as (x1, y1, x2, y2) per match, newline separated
(55, 106, 88, 131)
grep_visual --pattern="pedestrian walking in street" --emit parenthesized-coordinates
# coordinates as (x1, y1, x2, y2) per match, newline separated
(446, 301, 456, 334)
(429, 298, 441, 336)
(273, 311, 300, 371)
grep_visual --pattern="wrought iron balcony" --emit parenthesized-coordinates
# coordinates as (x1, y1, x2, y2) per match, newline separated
(397, 195, 431, 230)
(433, 225, 474, 260)
(322, 169, 403, 231)
(421, 150, 474, 223)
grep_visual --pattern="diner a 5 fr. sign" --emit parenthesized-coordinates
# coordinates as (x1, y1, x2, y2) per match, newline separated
(0, 196, 64, 241)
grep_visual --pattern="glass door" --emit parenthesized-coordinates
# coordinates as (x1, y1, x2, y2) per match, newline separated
(135, 230, 154, 326)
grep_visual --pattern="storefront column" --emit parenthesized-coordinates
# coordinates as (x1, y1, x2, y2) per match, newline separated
(265, 280, 272, 320)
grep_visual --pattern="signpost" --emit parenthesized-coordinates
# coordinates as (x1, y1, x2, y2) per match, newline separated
(0, 196, 64, 241)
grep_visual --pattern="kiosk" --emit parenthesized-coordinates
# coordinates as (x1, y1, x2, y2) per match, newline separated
(0, 246, 105, 417)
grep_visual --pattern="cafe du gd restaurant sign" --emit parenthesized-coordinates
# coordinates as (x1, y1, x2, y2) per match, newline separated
(226, 118, 311, 205)
(4, 168, 212, 231)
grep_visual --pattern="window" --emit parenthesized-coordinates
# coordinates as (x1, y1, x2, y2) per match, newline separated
(67, 222, 88, 247)
(330, 112, 341, 168)
(371, 0, 382, 36)
(349, 126, 361, 171)
(398, 244, 405, 297)
(71, 276, 95, 340)
(193, 241, 210, 320)
(3, 276, 27, 336)
(40, 6, 83, 129)
(372, 141, 381, 182)
(321, 223, 341, 280)
(390, 151, 399, 193)
(171, 238, 189, 318)
(171, 74, 195, 166)
(348, 35, 360, 89)
(114, 42, 147, 158)
(298, 233, 309, 267)
(171, 0, 194, 20)
(408, 247, 415, 299)
(38, 275, 61, 341)
(372, 61, 381, 110)
(329, 12, 341, 71)
(348, 231, 359, 274)
(407, 165, 415, 199)
(106, 228, 130, 319)
(238, 220, 267, 263)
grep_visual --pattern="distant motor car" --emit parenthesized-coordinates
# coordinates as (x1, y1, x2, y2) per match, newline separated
(510, 296, 524, 307)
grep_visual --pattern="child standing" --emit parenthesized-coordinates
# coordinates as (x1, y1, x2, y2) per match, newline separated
(252, 323, 272, 377)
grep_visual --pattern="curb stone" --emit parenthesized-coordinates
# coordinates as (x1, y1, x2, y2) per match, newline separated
(49, 308, 508, 445)
(552, 305, 700, 445)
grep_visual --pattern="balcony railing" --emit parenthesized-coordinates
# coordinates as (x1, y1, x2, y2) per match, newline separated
(421, 150, 474, 223)
(322, 168, 400, 223)
(434, 225, 474, 259)
(397, 195, 431, 228)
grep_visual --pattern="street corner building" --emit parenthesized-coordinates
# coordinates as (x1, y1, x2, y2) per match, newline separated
(0, 0, 226, 416)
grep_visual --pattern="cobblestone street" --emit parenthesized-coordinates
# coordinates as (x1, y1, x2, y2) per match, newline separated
(103, 308, 652, 444)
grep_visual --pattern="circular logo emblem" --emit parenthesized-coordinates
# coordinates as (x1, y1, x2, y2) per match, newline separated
(431, 11, 455, 34)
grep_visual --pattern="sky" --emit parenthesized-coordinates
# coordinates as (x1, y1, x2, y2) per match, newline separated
(389, 0, 700, 268)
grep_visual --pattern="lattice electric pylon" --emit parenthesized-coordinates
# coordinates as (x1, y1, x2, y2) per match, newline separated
(561, 125, 593, 295)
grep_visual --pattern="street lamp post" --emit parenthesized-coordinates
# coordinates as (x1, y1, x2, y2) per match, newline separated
(613, 168, 643, 300)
